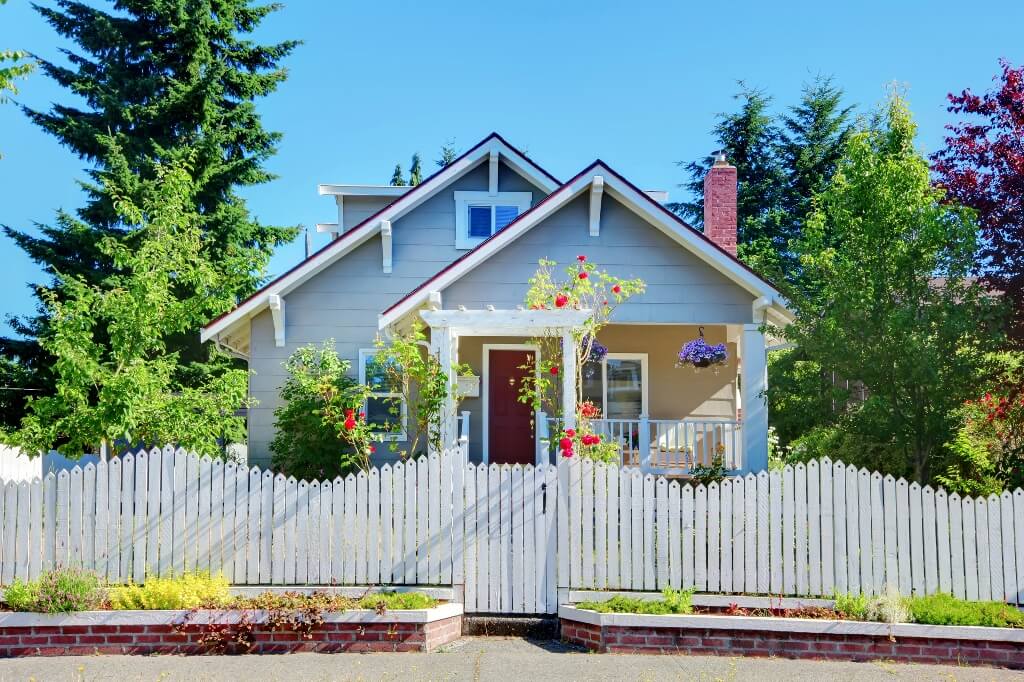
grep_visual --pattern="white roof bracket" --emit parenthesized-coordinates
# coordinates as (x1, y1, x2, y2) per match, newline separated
(268, 294, 285, 347)
(427, 290, 442, 310)
(589, 175, 605, 237)
(488, 150, 499, 196)
(381, 219, 393, 274)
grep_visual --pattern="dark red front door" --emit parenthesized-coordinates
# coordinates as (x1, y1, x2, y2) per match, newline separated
(488, 350, 535, 465)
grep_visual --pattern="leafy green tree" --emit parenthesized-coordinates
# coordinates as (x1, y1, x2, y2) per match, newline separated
(1, 0, 299, 428)
(390, 163, 407, 186)
(785, 93, 1003, 482)
(408, 152, 423, 186)
(4, 150, 249, 458)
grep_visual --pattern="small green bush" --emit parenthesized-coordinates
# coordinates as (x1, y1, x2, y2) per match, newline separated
(3, 568, 104, 613)
(358, 591, 438, 611)
(833, 592, 870, 620)
(108, 571, 230, 610)
(906, 593, 1024, 628)
(576, 588, 694, 615)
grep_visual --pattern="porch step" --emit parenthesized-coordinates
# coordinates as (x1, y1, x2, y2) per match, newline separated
(461, 615, 559, 638)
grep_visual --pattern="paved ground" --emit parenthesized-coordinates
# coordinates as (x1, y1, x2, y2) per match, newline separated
(0, 637, 1018, 681)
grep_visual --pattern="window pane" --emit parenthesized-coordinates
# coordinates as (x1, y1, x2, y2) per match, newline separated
(365, 396, 402, 432)
(468, 205, 492, 238)
(581, 361, 603, 413)
(364, 354, 402, 393)
(494, 205, 519, 231)
(606, 358, 643, 419)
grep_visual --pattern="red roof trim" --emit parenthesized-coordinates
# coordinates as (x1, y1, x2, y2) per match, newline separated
(381, 160, 781, 318)
(202, 132, 561, 330)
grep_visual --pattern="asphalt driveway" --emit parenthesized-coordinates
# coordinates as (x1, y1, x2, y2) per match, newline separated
(0, 637, 1017, 681)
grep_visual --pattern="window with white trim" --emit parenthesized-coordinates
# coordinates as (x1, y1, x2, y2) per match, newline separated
(454, 191, 532, 249)
(358, 349, 407, 440)
(581, 353, 649, 419)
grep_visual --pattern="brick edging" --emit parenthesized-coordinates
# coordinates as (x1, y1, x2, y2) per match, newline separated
(559, 607, 1023, 669)
(0, 605, 463, 657)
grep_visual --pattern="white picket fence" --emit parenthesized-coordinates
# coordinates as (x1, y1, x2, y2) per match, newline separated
(558, 457, 1024, 605)
(0, 445, 462, 587)
(0, 447, 1022, 612)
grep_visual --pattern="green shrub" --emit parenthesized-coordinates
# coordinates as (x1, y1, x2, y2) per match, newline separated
(3, 568, 104, 613)
(906, 593, 1024, 628)
(833, 592, 870, 620)
(576, 588, 694, 615)
(108, 571, 230, 610)
(357, 591, 437, 611)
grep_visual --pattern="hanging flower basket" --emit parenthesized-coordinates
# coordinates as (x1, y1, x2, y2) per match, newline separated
(583, 335, 608, 363)
(676, 327, 727, 370)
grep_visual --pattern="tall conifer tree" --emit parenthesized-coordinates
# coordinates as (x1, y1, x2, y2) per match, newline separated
(0, 0, 299, 428)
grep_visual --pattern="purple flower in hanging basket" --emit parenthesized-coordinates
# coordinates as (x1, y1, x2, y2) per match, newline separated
(583, 335, 608, 363)
(677, 337, 728, 368)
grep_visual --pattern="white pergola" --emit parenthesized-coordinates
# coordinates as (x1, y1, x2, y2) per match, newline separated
(419, 307, 594, 454)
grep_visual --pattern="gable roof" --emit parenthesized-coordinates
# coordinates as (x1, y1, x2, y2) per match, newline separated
(201, 133, 561, 346)
(378, 160, 793, 330)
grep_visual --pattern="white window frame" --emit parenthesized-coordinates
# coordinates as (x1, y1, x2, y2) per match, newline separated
(585, 352, 649, 419)
(358, 348, 408, 441)
(454, 191, 532, 250)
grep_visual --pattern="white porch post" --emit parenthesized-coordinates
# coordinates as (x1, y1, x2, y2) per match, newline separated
(560, 331, 577, 431)
(431, 325, 458, 454)
(740, 323, 768, 473)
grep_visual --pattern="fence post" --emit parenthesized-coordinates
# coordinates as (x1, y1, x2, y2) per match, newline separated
(639, 415, 652, 474)
(536, 411, 549, 466)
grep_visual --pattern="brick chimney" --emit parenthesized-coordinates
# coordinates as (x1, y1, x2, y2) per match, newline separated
(703, 152, 737, 256)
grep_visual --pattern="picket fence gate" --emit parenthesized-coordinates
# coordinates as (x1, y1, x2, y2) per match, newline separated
(0, 446, 1022, 614)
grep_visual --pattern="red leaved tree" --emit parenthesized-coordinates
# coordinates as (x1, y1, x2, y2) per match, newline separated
(933, 59, 1024, 338)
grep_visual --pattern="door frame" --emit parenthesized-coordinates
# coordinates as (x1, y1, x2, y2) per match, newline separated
(482, 343, 540, 465)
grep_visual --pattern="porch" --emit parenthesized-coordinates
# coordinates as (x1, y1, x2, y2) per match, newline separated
(422, 309, 768, 477)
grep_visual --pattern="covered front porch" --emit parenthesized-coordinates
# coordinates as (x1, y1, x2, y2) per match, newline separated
(421, 308, 769, 477)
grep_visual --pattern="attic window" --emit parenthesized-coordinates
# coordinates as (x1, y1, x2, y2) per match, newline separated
(455, 191, 532, 249)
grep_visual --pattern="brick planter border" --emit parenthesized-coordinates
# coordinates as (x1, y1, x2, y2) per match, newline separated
(0, 603, 462, 657)
(559, 606, 1024, 669)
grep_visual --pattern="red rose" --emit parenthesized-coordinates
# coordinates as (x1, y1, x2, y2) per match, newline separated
(603, 300, 608, 306)
(369, 445, 376, 453)
(565, 428, 576, 438)
(561, 448, 575, 459)
(345, 408, 354, 418)
(578, 272, 588, 280)
(559, 437, 573, 451)
(550, 366, 559, 375)
(555, 293, 569, 308)
(344, 418, 356, 431)
(612, 284, 621, 294)
(359, 412, 366, 418)
(577, 255, 586, 262)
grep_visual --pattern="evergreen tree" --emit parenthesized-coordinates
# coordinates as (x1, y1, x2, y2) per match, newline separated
(390, 163, 407, 186)
(436, 142, 457, 168)
(0, 0, 298, 428)
(669, 84, 785, 263)
(0, 0, 34, 156)
(408, 152, 423, 186)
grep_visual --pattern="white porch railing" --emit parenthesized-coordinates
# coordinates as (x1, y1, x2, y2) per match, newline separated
(544, 417, 742, 475)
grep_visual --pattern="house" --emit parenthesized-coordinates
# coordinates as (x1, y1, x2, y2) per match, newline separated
(201, 134, 793, 475)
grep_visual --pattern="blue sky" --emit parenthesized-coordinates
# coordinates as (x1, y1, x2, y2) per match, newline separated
(1, 0, 1022, 337)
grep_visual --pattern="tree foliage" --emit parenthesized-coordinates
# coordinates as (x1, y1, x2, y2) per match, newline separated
(4, 151, 249, 458)
(933, 59, 1024, 340)
(408, 152, 423, 186)
(784, 93, 1003, 482)
(1, 0, 299, 428)
(390, 163, 407, 186)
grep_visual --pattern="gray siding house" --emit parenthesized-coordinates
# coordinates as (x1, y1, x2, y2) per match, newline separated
(201, 134, 792, 475)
